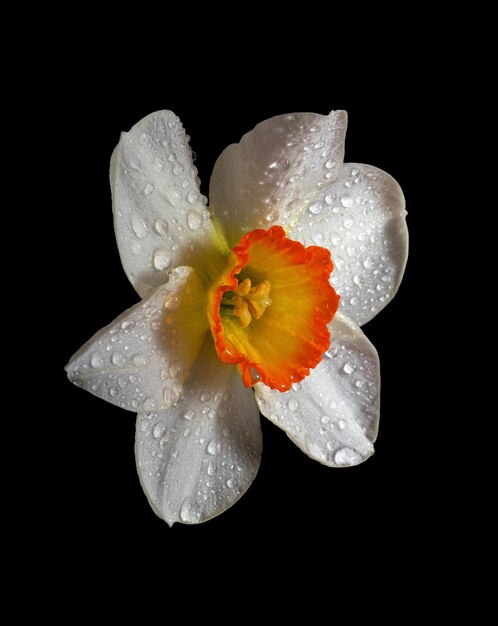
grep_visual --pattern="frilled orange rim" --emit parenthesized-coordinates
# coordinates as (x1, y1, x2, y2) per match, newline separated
(207, 225, 340, 391)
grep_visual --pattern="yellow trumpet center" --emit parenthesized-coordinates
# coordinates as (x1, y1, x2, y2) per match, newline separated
(221, 278, 272, 328)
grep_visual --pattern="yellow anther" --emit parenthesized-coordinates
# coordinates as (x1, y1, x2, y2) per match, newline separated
(222, 278, 272, 327)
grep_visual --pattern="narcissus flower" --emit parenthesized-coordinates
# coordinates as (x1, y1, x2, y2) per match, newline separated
(66, 110, 408, 525)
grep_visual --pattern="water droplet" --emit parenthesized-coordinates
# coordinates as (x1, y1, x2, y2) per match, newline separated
(288, 398, 299, 412)
(154, 218, 169, 235)
(207, 440, 218, 455)
(226, 478, 236, 489)
(91, 352, 104, 368)
(343, 362, 354, 375)
(338, 419, 347, 430)
(109, 387, 118, 397)
(349, 296, 359, 306)
(265, 208, 279, 222)
(131, 214, 147, 239)
(184, 409, 196, 421)
(144, 183, 154, 195)
(163, 387, 177, 406)
(200, 392, 211, 402)
(325, 159, 335, 169)
(153, 422, 166, 439)
(153, 248, 172, 271)
(169, 362, 182, 378)
(340, 196, 354, 208)
(363, 257, 374, 270)
(164, 294, 180, 310)
(187, 210, 202, 231)
(112, 352, 126, 367)
(131, 398, 138, 409)
(222, 427, 230, 437)
(351, 168, 360, 176)
(326, 440, 335, 451)
(153, 157, 164, 172)
(308, 202, 322, 215)
(207, 462, 215, 476)
(353, 274, 363, 287)
(324, 194, 334, 205)
(132, 354, 150, 367)
(343, 217, 354, 229)
(143, 397, 156, 411)
(173, 164, 184, 176)
(320, 415, 330, 424)
(334, 447, 362, 466)
(187, 190, 198, 205)
(180, 500, 197, 523)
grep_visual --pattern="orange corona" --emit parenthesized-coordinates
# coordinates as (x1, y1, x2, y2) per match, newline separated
(208, 226, 340, 391)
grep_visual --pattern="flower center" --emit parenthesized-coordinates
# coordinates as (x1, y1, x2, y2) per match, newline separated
(221, 278, 272, 328)
(207, 226, 339, 391)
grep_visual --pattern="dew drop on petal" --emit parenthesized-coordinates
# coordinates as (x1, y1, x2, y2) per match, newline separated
(187, 210, 202, 231)
(207, 440, 218, 455)
(154, 218, 169, 235)
(143, 397, 156, 411)
(112, 352, 126, 367)
(340, 196, 353, 208)
(308, 202, 322, 215)
(334, 447, 362, 466)
(153, 249, 172, 271)
(187, 190, 199, 205)
(343, 362, 354, 375)
(144, 183, 154, 195)
(353, 274, 363, 287)
(131, 214, 147, 239)
(153, 422, 166, 439)
(91, 352, 104, 368)
(288, 398, 299, 412)
(132, 354, 150, 367)
(164, 294, 180, 310)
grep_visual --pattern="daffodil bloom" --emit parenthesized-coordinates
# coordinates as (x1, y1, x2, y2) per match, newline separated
(66, 110, 408, 525)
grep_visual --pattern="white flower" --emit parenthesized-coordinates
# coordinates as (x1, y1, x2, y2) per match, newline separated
(66, 110, 408, 526)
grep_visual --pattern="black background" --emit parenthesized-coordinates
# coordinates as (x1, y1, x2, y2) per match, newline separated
(45, 42, 448, 596)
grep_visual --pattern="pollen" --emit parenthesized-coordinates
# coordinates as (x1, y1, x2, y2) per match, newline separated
(221, 278, 272, 328)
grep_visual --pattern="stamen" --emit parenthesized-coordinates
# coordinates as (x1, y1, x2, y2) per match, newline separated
(222, 278, 272, 327)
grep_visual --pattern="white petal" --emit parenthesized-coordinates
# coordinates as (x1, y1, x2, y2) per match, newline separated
(111, 110, 215, 298)
(209, 110, 347, 248)
(136, 340, 262, 525)
(255, 312, 379, 467)
(291, 163, 408, 326)
(66, 267, 208, 412)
